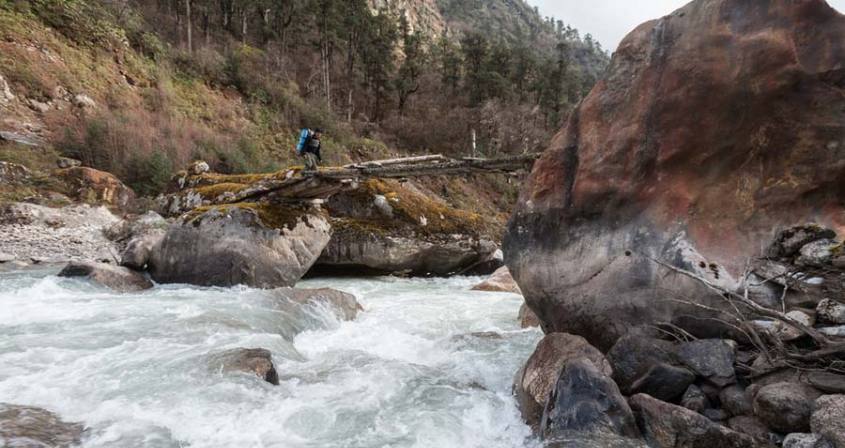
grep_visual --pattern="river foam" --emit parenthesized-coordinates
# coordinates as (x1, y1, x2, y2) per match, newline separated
(0, 269, 541, 447)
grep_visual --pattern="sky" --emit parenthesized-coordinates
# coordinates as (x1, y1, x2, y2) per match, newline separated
(529, 0, 845, 52)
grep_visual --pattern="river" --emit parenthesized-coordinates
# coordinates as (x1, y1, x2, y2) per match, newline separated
(0, 268, 541, 448)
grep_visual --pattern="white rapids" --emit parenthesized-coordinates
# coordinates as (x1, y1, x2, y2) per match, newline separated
(0, 268, 542, 448)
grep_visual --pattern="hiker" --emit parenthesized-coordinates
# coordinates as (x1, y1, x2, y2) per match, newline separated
(296, 127, 323, 171)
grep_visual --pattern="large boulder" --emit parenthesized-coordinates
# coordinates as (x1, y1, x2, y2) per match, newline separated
(677, 339, 737, 387)
(503, 0, 845, 351)
(58, 261, 153, 292)
(0, 403, 84, 447)
(514, 333, 612, 426)
(56, 167, 135, 210)
(472, 266, 522, 294)
(753, 382, 823, 433)
(149, 203, 331, 288)
(631, 394, 774, 448)
(314, 179, 498, 276)
(540, 359, 640, 442)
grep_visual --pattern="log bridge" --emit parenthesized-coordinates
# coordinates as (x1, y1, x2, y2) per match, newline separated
(205, 153, 539, 204)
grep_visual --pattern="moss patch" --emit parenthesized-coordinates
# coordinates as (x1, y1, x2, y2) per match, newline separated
(193, 182, 248, 199)
(184, 201, 319, 231)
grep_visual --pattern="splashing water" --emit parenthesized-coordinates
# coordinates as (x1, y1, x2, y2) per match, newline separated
(0, 268, 541, 448)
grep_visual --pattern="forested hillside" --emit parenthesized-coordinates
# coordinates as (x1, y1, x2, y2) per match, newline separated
(0, 0, 608, 198)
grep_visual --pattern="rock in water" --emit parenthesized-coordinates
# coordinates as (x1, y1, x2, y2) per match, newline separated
(150, 204, 330, 288)
(514, 333, 612, 426)
(503, 0, 845, 350)
(471, 266, 522, 294)
(630, 394, 772, 448)
(59, 261, 153, 292)
(274, 288, 363, 321)
(541, 359, 640, 441)
(518, 302, 541, 328)
(0, 403, 84, 447)
(209, 348, 279, 385)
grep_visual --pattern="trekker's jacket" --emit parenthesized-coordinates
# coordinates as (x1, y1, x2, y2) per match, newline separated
(296, 129, 322, 161)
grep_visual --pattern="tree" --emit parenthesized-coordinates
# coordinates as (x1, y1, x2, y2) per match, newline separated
(395, 16, 426, 115)
(359, 9, 398, 121)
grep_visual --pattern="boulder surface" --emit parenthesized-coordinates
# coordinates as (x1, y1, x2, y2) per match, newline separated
(59, 261, 153, 292)
(503, 0, 845, 350)
(0, 403, 84, 447)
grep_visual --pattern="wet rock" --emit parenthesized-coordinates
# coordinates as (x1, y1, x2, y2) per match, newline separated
(545, 432, 647, 448)
(796, 240, 839, 267)
(0, 403, 84, 447)
(606, 334, 679, 394)
(782, 433, 833, 448)
(628, 362, 695, 402)
(274, 288, 363, 321)
(753, 382, 822, 433)
(504, 0, 845, 351)
(209, 348, 279, 385)
(56, 157, 82, 169)
(721, 385, 753, 417)
(681, 385, 710, 413)
(727, 416, 778, 445)
(471, 266, 521, 294)
(817, 299, 845, 325)
(811, 395, 845, 448)
(518, 302, 541, 328)
(0, 161, 31, 183)
(677, 339, 736, 387)
(541, 359, 640, 441)
(59, 261, 153, 292)
(767, 226, 838, 260)
(150, 204, 330, 288)
(515, 333, 612, 426)
(630, 394, 769, 448)
(56, 167, 135, 210)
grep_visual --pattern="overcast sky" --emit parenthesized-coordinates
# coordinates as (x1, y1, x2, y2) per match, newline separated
(529, 0, 845, 52)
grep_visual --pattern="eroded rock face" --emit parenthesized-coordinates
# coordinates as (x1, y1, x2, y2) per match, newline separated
(58, 261, 153, 292)
(0, 403, 84, 447)
(503, 0, 845, 351)
(150, 204, 331, 288)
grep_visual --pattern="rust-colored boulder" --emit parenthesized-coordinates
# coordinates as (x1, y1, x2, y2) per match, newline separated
(471, 266, 522, 294)
(56, 167, 135, 210)
(504, 0, 845, 351)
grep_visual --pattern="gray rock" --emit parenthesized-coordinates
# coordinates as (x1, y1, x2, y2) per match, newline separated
(721, 385, 753, 417)
(818, 326, 845, 337)
(0, 252, 14, 263)
(0, 161, 31, 183)
(629, 362, 696, 402)
(0, 403, 83, 447)
(515, 333, 613, 427)
(0, 74, 14, 104)
(677, 339, 737, 387)
(703, 408, 729, 422)
(630, 394, 770, 448)
(607, 334, 680, 393)
(58, 261, 153, 292)
(817, 299, 845, 325)
(187, 160, 210, 175)
(518, 302, 541, 328)
(811, 395, 845, 448)
(681, 385, 710, 413)
(805, 372, 845, 394)
(766, 226, 837, 259)
(796, 239, 838, 267)
(105, 211, 168, 242)
(72, 93, 96, 109)
(727, 416, 779, 445)
(541, 359, 641, 441)
(373, 194, 393, 218)
(545, 432, 648, 448)
(782, 433, 834, 448)
(120, 229, 165, 270)
(753, 382, 822, 433)
(150, 205, 330, 288)
(209, 348, 279, 385)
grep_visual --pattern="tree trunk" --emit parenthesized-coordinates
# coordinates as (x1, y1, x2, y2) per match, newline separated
(242, 10, 248, 44)
(185, 0, 192, 53)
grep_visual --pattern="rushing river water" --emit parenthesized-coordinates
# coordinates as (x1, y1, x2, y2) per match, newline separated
(0, 268, 541, 448)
